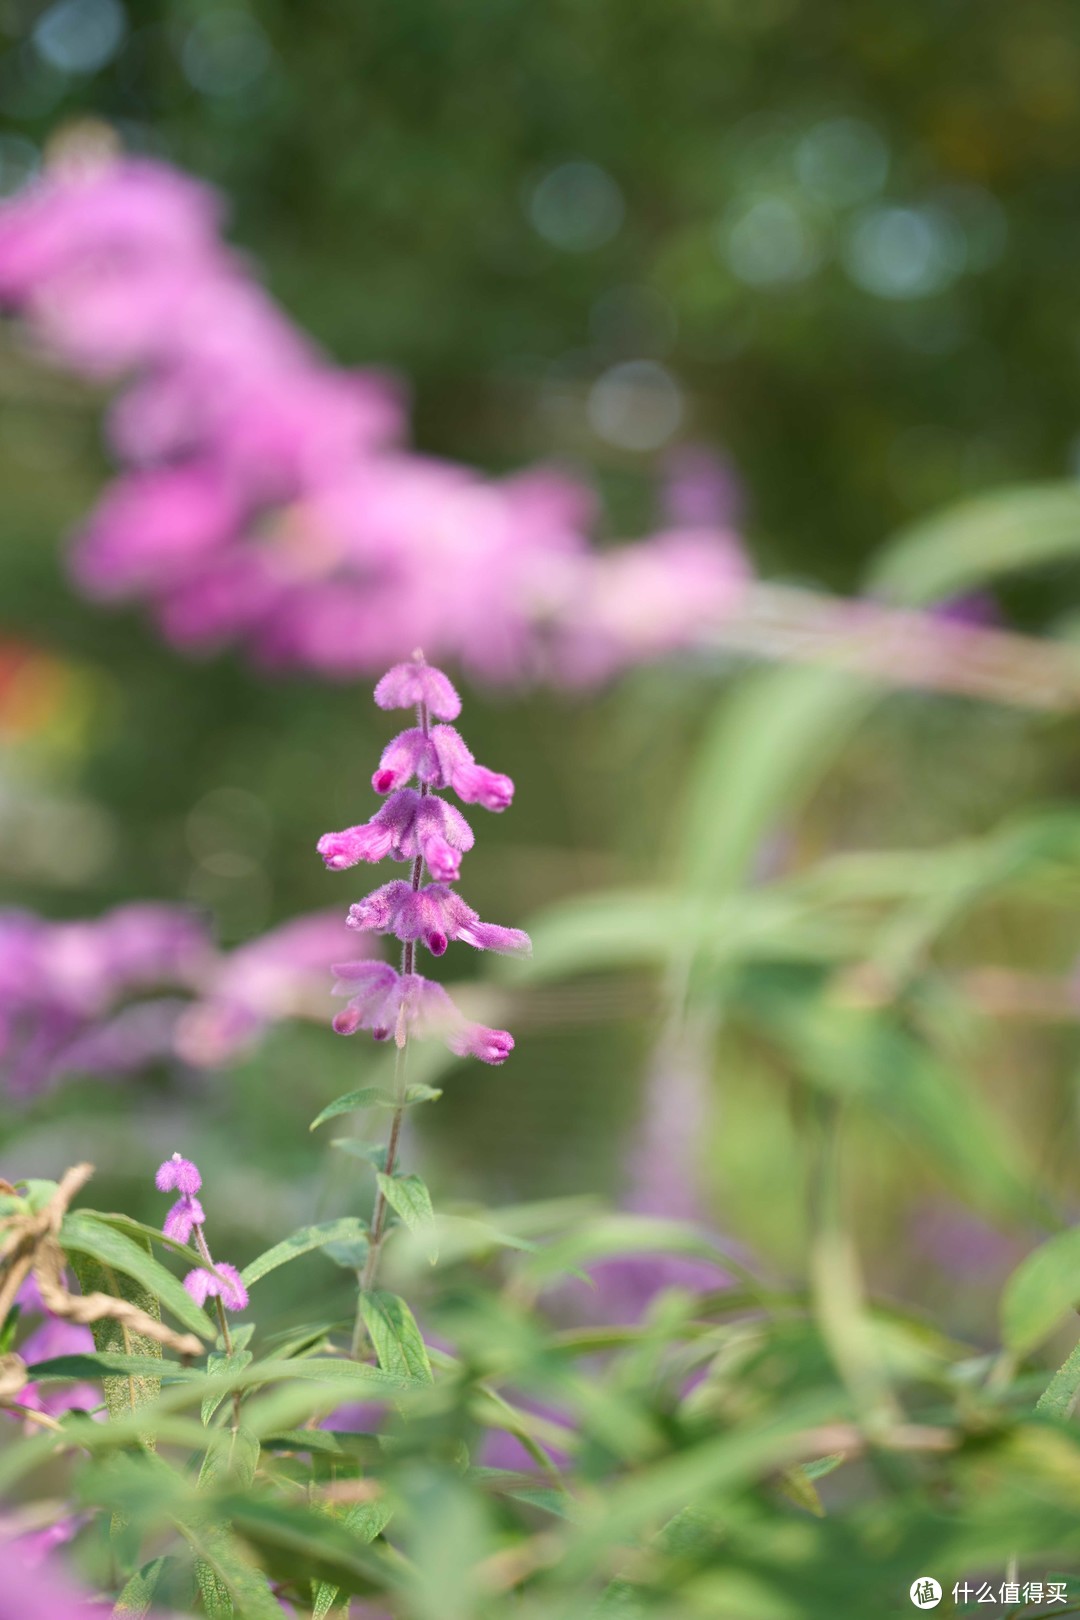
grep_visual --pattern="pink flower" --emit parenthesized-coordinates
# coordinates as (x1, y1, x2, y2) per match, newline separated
(374, 658, 461, 720)
(70, 464, 244, 600)
(372, 724, 514, 811)
(330, 964, 514, 1065)
(347, 882, 530, 960)
(184, 1262, 248, 1312)
(318, 790, 473, 880)
(155, 1152, 201, 1195)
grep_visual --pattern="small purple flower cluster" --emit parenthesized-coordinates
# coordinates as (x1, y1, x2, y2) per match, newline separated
(156, 1153, 247, 1313)
(318, 656, 529, 1063)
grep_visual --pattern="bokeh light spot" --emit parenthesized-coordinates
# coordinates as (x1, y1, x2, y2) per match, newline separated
(32, 0, 126, 75)
(587, 360, 683, 452)
(794, 117, 889, 207)
(527, 161, 624, 253)
(722, 194, 823, 286)
(844, 205, 965, 300)
(181, 9, 271, 98)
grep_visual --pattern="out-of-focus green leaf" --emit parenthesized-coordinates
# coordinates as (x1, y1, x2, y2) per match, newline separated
(63, 1212, 211, 1340)
(869, 482, 1080, 604)
(112, 1555, 170, 1618)
(1002, 1228, 1080, 1355)
(27, 1352, 193, 1383)
(358, 1290, 432, 1384)
(240, 1219, 370, 1288)
(312, 1497, 394, 1620)
(186, 1521, 280, 1620)
(1037, 1341, 1080, 1418)
(202, 1349, 254, 1424)
(677, 667, 874, 906)
(376, 1172, 437, 1262)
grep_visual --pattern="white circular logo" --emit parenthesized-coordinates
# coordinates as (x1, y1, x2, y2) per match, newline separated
(909, 1578, 942, 1609)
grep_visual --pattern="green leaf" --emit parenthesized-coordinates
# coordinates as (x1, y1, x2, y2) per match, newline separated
(868, 482, 1080, 605)
(67, 1235, 165, 1422)
(27, 1353, 194, 1384)
(91, 1211, 206, 1269)
(309, 1088, 386, 1132)
(376, 1172, 437, 1262)
(1037, 1340, 1080, 1419)
(240, 1219, 370, 1288)
(202, 1350, 254, 1424)
(312, 1498, 393, 1620)
(358, 1290, 432, 1384)
(399, 1084, 442, 1106)
(330, 1139, 387, 1170)
(112, 1556, 170, 1618)
(1002, 1228, 1080, 1355)
(62, 1212, 212, 1340)
(778, 1464, 826, 1517)
(184, 1516, 279, 1620)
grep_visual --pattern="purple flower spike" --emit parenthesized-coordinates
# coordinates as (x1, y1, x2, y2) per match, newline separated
(374, 658, 461, 720)
(155, 1151, 201, 1195)
(319, 654, 525, 1066)
(163, 1194, 205, 1242)
(184, 1262, 248, 1312)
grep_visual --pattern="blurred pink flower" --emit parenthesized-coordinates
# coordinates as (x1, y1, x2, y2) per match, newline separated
(0, 150, 753, 686)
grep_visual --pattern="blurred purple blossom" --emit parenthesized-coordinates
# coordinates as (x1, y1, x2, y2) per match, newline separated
(10, 1276, 98, 1423)
(0, 904, 374, 1097)
(0, 1547, 104, 1619)
(0, 150, 752, 685)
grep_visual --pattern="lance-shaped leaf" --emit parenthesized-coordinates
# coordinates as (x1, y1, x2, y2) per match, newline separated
(241, 1219, 370, 1288)
(376, 1173, 437, 1263)
(1002, 1227, 1080, 1356)
(358, 1290, 432, 1384)
(68, 1240, 164, 1422)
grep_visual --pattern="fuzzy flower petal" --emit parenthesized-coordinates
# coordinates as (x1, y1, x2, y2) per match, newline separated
(450, 762, 515, 811)
(331, 966, 515, 1065)
(155, 1152, 202, 1195)
(346, 880, 413, 935)
(429, 726, 514, 810)
(374, 659, 461, 720)
(356, 882, 531, 959)
(184, 1262, 248, 1312)
(163, 1194, 205, 1242)
(331, 959, 402, 1039)
(318, 789, 420, 870)
(372, 728, 439, 794)
(448, 1023, 515, 1065)
(414, 797, 474, 882)
(456, 919, 532, 955)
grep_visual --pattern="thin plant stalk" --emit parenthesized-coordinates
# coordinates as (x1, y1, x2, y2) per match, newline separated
(353, 703, 431, 1356)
